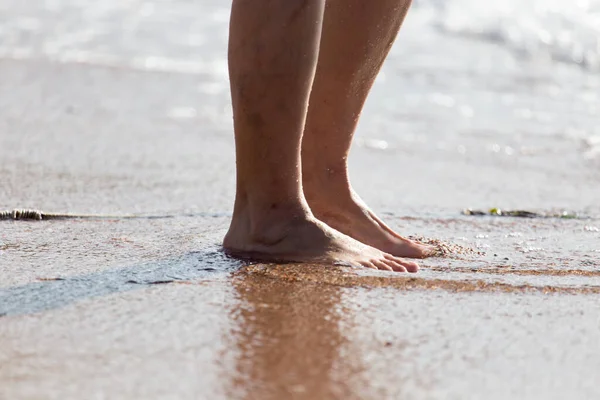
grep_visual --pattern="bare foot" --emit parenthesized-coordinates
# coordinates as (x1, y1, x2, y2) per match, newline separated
(305, 188, 437, 259)
(223, 207, 418, 272)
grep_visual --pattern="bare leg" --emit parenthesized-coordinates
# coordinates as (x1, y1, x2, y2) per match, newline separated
(302, 0, 435, 258)
(223, 0, 418, 272)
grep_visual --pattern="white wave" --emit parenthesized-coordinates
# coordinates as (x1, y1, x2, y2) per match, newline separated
(415, 0, 600, 70)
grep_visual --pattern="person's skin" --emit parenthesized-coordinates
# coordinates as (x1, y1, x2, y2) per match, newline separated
(223, 0, 425, 272)
(302, 0, 435, 259)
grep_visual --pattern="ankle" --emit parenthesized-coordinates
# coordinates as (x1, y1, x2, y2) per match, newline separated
(303, 163, 352, 200)
(230, 196, 313, 242)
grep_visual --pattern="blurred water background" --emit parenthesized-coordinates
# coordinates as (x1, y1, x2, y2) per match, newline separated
(1, 0, 599, 212)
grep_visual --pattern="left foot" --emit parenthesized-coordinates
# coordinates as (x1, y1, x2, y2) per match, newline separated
(305, 187, 436, 259)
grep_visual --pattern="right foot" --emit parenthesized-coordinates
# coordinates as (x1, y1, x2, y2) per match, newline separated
(223, 210, 418, 272)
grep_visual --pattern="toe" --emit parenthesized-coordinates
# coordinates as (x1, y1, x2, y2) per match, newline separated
(388, 260, 408, 273)
(399, 259, 419, 273)
(359, 261, 378, 270)
(401, 259, 419, 273)
(427, 245, 442, 257)
(372, 260, 393, 271)
(419, 243, 438, 257)
(385, 254, 419, 273)
(382, 257, 408, 272)
(395, 238, 437, 259)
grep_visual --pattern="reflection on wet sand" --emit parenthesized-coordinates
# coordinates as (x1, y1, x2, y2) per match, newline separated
(224, 261, 600, 398)
(230, 265, 365, 400)
(426, 266, 600, 277)
(238, 264, 600, 294)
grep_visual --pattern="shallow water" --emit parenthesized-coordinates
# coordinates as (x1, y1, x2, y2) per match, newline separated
(1, 0, 599, 158)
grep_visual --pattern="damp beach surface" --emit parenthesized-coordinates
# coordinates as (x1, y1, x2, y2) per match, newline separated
(1, 0, 600, 399)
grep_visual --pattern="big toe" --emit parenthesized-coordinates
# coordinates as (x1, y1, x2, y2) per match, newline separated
(394, 240, 437, 259)
(417, 243, 438, 258)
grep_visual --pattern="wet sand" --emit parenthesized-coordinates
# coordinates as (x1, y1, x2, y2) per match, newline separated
(2, 237, 600, 399)
(2, 2, 600, 398)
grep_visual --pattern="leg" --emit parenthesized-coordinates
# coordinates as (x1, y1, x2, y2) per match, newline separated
(223, 0, 418, 272)
(302, 0, 435, 258)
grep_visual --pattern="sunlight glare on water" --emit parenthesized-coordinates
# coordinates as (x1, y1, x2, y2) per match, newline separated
(0, 0, 598, 165)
